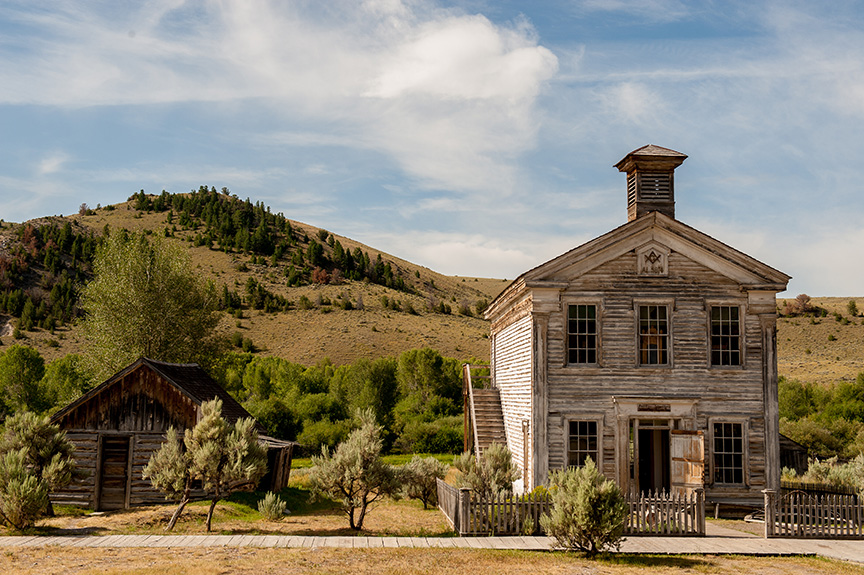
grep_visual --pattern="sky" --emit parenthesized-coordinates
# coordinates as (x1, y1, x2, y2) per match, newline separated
(1, 0, 863, 296)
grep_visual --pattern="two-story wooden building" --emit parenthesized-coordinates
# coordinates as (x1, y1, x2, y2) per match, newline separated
(480, 145, 789, 508)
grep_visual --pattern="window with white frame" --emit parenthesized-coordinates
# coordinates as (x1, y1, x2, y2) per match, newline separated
(710, 306, 741, 366)
(639, 305, 669, 365)
(567, 420, 599, 468)
(713, 422, 744, 484)
(567, 304, 597, 364)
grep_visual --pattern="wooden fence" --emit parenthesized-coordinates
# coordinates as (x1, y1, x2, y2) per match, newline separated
(625, 489, 705, 536)
(764, 489, 864, 538)
(437, 480, 704, 536)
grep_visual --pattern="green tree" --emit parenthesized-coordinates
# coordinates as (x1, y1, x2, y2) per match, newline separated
(80, 232, 224, 380)
(40, 354, 94, 410)
(309, 410, 400, 530)
(848, 300, 859, 317)
(0, 345, 47, 415)
(0, 411, 78, 518)
(0, 448, 48, 530)
(540, 458, 627, 557)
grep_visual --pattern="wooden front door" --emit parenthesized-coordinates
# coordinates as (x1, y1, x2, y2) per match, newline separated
(670, 430, 704, 496)
(98, 435, 131, 510)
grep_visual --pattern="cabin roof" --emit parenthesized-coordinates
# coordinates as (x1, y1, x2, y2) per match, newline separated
(486, 211, 790, 319)
(51, 357, 257, 428)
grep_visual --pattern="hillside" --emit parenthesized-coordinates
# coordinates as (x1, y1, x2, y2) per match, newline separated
(0, 192, 507, 365)
(0, 192, 862, 385)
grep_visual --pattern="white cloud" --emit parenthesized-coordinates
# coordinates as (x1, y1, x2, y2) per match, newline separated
(37, 152, 70, 175)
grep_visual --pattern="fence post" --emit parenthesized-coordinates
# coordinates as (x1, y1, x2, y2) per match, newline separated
(458, 487, 471, 536)
(695, 488, 705, 535)
(763, 489, 776, 538)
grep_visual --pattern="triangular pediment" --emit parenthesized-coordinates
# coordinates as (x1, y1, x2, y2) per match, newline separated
(520, 212, 789, 290)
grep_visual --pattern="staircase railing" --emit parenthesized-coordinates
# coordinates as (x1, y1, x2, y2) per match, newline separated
(462, 363, 492, 454)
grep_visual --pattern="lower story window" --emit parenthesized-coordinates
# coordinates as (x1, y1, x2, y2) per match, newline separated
(713, 422, 744, 484)
(568, 420, 598, 467)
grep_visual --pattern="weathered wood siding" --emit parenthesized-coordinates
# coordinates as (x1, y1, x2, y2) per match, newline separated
(491, 299, 533, 488)
(55, 366, 198, 432)
(541, 250, 771, 504)
(51, 431, 99, 507)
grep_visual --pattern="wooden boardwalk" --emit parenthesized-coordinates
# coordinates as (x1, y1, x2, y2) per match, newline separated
(0, 524, 862, 563)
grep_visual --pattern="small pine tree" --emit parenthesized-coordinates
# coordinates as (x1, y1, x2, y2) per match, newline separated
(402, 455, 448, 509)
(848, 300, 859, 318)
(0, 411, 77, 517)
(142, 427, 192, 531)
(540, 458, 627, 557)
(453, 442, 519, 500)
(309, 409, 399, 530)
(144, 399, 267, 532)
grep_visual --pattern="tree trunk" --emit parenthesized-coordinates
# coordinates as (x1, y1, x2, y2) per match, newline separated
(206, 497, 220, 532)
(166, 496, 190, 532)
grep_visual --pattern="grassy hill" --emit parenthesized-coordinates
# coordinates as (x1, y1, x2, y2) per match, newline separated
(0, 193, 862, 386)
(0, 194, 507, 366)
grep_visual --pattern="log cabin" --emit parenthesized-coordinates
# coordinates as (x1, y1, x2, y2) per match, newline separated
(471, 145, 790, 509)
(51, 357, 294, 511)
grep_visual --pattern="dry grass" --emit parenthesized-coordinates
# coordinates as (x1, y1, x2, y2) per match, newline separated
(777, 297, 864, 385)
(1, 547, 862, 575)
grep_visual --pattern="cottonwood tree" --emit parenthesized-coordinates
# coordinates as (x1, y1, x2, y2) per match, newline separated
(0, 411, 77, 522)
(309, 409, 400, 530)
(144, 399, 267, 532)
(0, 345, 47, 415)
(80, 231, 223, 380)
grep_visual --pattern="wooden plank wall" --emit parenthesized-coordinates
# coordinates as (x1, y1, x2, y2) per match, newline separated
(491, 308, 533, 489)
(56, 367, 197, 433)
(490, 248, 777, 505)
(51, 431, 99, 508)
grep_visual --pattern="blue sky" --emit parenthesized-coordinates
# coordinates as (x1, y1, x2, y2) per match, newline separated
(1, 1, 863, 296)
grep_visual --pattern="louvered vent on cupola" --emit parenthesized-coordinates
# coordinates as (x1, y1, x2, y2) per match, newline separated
(615, 145, 687, 222)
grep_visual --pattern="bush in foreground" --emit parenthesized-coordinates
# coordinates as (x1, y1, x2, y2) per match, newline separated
(540, 458, 627, 557)
(453, 442, 519, 500)
(309, 409, 399, 530)
(258, 491, 288, 520)
(402, 455, 448, 509)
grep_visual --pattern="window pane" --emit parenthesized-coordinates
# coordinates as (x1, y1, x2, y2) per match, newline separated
(710, 306, 741, 366)
(568, 420, 599, 469)
(713, 422, 744, 485)
(639, 305, 669, 365)
(568, 305, 598, 364)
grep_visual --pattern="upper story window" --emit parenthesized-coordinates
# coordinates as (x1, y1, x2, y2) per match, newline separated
(567, 304, 597, 364)
(711, 306, 741, 366)
(639, 305, 668, 365)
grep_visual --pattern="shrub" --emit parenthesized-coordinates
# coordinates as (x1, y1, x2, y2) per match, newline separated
(540, 458, 627, 557)
(309, 410, 399, 530)
(848, 300, 859, 317)
(258, 491, 288, 520)
(402, 455, 448, 509)
(0, 448, 48, 530)
(453, 442, 519, 500)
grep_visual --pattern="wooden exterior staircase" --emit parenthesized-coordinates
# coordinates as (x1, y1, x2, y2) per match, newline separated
(463, 364, 506, 457)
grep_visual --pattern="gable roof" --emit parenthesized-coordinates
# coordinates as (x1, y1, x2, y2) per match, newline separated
(51, 357, 259, 430)
(486, 211, 790, 319)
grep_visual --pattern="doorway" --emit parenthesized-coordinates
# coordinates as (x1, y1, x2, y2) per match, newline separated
(630, 419, 673, 494)
(97, 435, 131, 510)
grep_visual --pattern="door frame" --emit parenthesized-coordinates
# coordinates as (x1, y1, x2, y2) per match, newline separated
(613, 397, 698, 496)
(95, 432, 134, 511)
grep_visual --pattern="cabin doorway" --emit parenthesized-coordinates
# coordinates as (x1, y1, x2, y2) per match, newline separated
(97, 435, 132, 511)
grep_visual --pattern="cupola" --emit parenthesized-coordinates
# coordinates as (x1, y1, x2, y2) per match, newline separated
(615, 145, 687, 221)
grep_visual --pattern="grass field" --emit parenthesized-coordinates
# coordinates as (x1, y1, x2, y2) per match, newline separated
(2, 547, 862, 575)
